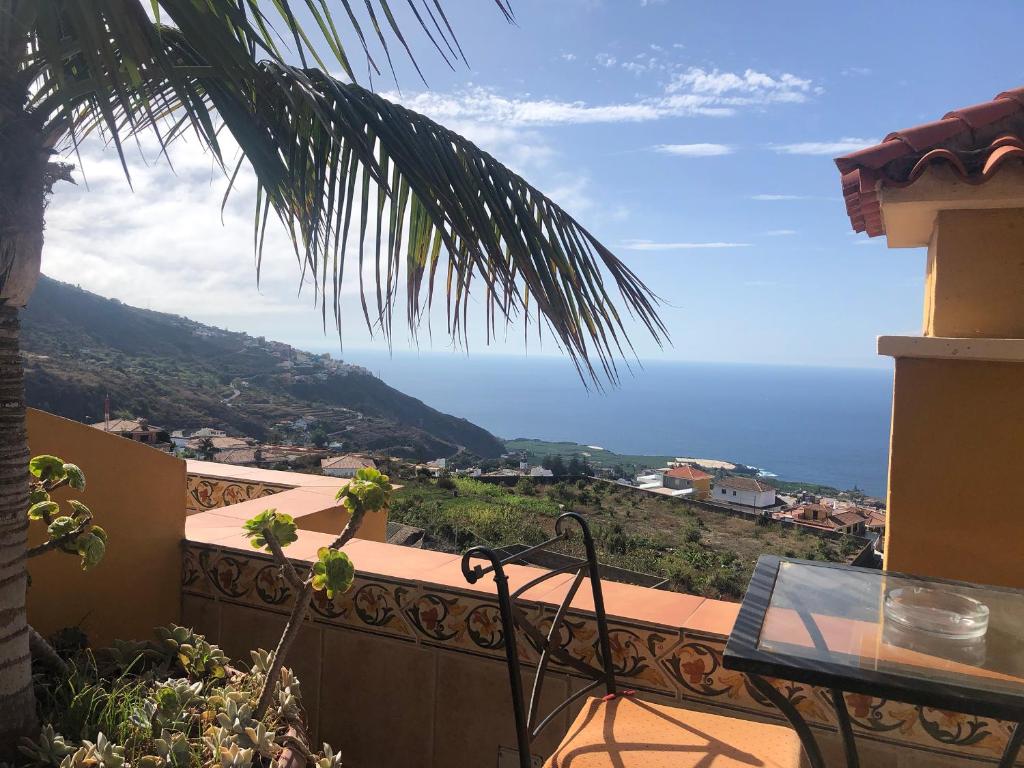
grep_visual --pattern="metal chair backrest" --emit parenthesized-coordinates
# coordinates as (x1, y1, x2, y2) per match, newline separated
(461, 512, 617, 768)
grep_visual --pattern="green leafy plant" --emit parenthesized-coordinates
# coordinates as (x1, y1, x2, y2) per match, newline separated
(311, 549, 355, 598)
(241, 511, 297, 551)
(155, 626, 228, 681)
(27, 455, 106, 571)
(22, 627, 337, 768)
(241, 467, 392, 718)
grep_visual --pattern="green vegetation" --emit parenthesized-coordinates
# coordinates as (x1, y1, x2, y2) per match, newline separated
(22, 626, 335, 768)
(242, 467, 392, 718)
(27, 455, 106, 572)
(391, 476, 866, 601)
(504, 439, 674, 475)
(22, 278, 504, 460)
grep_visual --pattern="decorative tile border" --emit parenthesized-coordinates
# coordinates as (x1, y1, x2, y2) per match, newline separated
(182, 542, 1015, 763)
(186, 472, 293, 514)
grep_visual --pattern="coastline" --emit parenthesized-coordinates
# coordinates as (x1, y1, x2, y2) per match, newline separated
(505, 437, 883, 499)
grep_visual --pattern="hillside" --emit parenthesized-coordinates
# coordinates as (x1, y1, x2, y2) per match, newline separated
(21, 277, 504, 459)
(391, 475, 867, 600)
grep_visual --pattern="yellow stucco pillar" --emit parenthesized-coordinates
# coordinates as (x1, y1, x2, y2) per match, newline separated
(924, 209, 1024, 338)
(880, 202, 1024, 588)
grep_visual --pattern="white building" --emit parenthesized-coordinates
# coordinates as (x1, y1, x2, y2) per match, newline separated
(170, 427, 226, 449)
(321, 454, 376, 478)
(528, 466, 553, 478)
(712, 475, 776, 509)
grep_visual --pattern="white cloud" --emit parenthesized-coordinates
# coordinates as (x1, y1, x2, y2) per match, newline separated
(595, 53, 618, 68)
(560, 53, 577, 62)
(654, 143, 733, 157)
(667, 68, 814, 100)
(763, 229, 797, 236)
(841, 67, 872, 77)
(772, 137, 878, 155)
(621, 239, 751, 251)
(390, 66, 816, 128)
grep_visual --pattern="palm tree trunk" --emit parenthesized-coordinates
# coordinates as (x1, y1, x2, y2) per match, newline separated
(0, 307, 32, 754)
(0, 29, 47, 753)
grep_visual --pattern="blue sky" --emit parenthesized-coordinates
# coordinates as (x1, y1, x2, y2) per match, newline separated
(45, 0, 1024, 370)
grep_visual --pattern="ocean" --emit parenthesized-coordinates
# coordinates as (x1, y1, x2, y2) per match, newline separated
(331, 349, 894, 498)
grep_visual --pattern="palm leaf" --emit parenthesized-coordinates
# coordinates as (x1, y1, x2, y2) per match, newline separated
(16, 0, 666, 384)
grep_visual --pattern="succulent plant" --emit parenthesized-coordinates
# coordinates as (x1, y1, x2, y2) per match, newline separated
(141, 677, 204, 732)
(18, 724, 75, 767)
(315, 744, 343, 768)
(216, 696, 256, 738)
(153, 730, 192, 768)
(240, 722, 275, 757)
(249, 648, 274, 676)
(27, 455, 106, 570)
(311, 548, 355, 598)
(335, 468, 391, 516)
(218, 744, 253, 768)
(276, 667, 303, 721)
(106, 638, 160, 671)
(60, 734, 124, 768)
(202, 726, 234, 755)
(242, 510, 297, 551)
(157, 625, 228, 680)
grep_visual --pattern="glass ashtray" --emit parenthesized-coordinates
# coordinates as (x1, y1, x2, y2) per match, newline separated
(884, 587, 990, 640)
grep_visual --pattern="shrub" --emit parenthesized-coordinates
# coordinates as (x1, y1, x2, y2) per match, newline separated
(513, 478, 536, 496)
(22, 626, 337, 768)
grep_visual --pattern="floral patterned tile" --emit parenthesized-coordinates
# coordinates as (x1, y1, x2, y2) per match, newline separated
(181, 545, 1015, 764)
(187, 475, 291, 513)
(661, 634, 768, 713)
(844, 694, 1012, 760)
(298, 577, 414, 642)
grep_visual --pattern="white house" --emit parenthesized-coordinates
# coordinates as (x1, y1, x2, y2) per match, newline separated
(170, 427, 227, 449)
(712, 475, 776, 509)
(528, 466, 553, 477)
(321, 454, 376, 478)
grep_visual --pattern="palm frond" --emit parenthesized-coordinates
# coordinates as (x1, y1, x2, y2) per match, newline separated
(210, 65, 668, 383)
(17, 0, 667, 384)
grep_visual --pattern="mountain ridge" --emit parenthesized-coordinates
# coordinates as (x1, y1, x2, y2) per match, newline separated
(21, 276, 504, 459)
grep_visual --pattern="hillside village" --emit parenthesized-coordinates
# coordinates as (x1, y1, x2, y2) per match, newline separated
(93, 408, 887, 567)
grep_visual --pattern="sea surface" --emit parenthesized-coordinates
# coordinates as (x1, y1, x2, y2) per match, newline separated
(330, 349, 894, 498)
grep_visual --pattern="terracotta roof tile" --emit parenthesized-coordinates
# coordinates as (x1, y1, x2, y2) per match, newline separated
(714, 475, 774, 493)
(664, 466, 712, 481)
(835, 86, 1024, 237)
(321, 454, 375, 470)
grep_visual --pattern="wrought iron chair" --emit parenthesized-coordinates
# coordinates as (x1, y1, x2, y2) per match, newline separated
(461, 511, 804, 768)
(461, 512, 618, 767)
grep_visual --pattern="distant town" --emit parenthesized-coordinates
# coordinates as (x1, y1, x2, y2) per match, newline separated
(91, 407, 888, 561)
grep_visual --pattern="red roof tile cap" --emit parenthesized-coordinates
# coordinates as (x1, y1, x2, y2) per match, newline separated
(834, 86, 1024, 237)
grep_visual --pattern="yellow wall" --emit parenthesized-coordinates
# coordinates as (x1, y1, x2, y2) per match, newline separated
(26, 409, 185, 647)
(298, 505, 388, 542)
(925, 209, 1024, 338)
(885, 358, 1024, 587)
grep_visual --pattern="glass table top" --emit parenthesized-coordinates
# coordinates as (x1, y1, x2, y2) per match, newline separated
(758, 561, 1024, 698)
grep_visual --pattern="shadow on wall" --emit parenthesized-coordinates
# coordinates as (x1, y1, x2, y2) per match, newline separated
(26, 408, 185, 648)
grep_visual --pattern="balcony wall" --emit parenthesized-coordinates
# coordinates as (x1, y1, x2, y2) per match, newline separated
(26, 408, 185, 647)
(22, 414, 1014, 768)
(185, 459, 388, 542)
(183, 518, 1017, 768)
